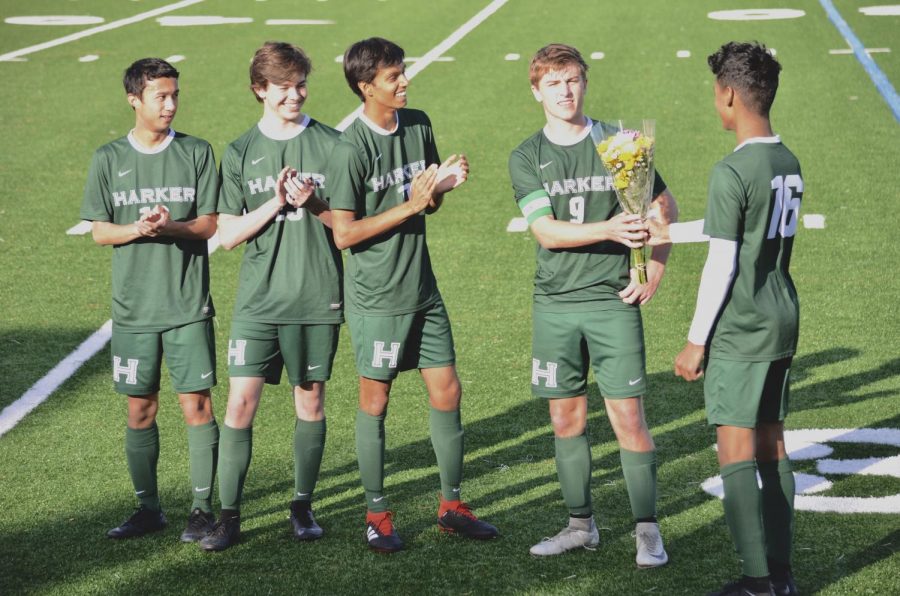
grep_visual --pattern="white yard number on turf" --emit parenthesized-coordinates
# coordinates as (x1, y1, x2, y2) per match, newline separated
(701, 428, 900, 514)
(767, 175, 802, 239)
(569, 195, 585, 224)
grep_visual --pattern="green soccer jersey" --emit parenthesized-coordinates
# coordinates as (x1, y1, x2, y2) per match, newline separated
(326, 109, 441, 315)
(218, 117, 343, 324)
(704, 137, 802, 361)
(80, 130, 217, 332)
(509, 119, 666, 312)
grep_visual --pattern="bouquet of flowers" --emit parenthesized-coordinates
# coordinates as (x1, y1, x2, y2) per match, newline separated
(593, 120, 656, 284)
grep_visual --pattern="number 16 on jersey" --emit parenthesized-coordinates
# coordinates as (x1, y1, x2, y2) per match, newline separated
(768, 174, 802, 239)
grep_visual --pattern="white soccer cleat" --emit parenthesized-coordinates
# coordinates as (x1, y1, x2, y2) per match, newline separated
(529, 518, 600, 556)
(634, 521, 668, 568)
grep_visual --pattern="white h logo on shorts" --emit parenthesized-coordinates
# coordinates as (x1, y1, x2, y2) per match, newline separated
(372, 341, 401, 369)
(228, 340, 247, 366)
(113, 356, 139, 385)
(532, 358, 558, 388)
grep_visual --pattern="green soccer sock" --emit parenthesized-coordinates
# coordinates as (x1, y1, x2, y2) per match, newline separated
(721, 460, 769, 578)
(217, 424, 253, 512)
(356, 410, 387, 512)
(125, 424, 161, 511)
(555, 433, 593, 517)
(186, 419, 218, 513)
(620, 448, 658, 520)
(429, 407, 464, 501)
(759, 458, 795, 567)
(294, 418, 326, 502)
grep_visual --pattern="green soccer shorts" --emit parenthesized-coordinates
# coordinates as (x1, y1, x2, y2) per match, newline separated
(110, 319, 216, 396)
(531, 306, 647, 399)
(704, 357, 792, 428)
(226, 320, 340, 386)
(347, 298, 456, 381)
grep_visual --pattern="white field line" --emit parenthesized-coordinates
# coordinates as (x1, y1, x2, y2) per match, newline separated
(0, 0, 205, 62)
(0, 321, 112, 437)
(3, 0, 509, 438)
(334, 0, 509, 131)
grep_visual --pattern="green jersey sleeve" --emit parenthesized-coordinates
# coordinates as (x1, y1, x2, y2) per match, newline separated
(704, 162, 744, 241)
(325, 141, 367, 213)
(195, 142, 218, 216)
(508, 148, 554, 224)
(80, 149, 113, 222)
(217, 145, 246, 216)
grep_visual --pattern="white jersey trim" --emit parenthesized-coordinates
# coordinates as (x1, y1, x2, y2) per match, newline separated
(734, 135, 780, 153)
(257, 113, 310, 140)
(127, 128, 175, 154)
(359, 111, 399, 136)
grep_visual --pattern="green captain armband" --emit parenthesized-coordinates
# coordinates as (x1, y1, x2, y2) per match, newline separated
(517, 190, 553, 225)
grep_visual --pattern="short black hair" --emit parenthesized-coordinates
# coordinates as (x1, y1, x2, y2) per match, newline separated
(123, 58, 179, 97)
(707, 41, 781, 115)
(343, 37, 405, 101)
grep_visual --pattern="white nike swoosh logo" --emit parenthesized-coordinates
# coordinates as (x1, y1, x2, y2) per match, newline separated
(135, 490, 146, 495)
(251, 156, 265, 165)
(628, 377, 643, 386)
(297, 492, 309, 498)
(372, 496, 384, 503)
(201, 371, 213, 379)
(539, 161, 553, 169)
(118, 169, 132, 177)
(307, 365, 321, 370)
(194, 486, 210, 492)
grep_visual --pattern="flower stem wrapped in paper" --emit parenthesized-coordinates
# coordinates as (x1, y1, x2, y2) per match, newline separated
(592, 120, 656, 284)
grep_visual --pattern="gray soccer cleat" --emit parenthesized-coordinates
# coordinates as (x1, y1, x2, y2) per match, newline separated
(634, 521, 669, 568)
(529, 517, 599, 556)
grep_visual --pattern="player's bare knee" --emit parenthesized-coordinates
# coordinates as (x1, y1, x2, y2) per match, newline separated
(294, 383, 325, 421)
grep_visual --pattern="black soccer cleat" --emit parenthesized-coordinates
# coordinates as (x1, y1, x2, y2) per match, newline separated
(707, 577, 775, 596)
(365, 511, 404, 553)
(771, 572, 798, 596)
(437, 499, 499, 540)
(107, 506, 167, 539)
(290, 500, 323, 541)
(199, 513, 241, 552)
(180, 508, 215, 543)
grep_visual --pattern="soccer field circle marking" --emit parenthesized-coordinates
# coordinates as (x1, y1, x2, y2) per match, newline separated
(701, 428, 900, 514)
(5, 16, 106, 26)
(3, 0, 511, 438)
(707, 9, 806, 21)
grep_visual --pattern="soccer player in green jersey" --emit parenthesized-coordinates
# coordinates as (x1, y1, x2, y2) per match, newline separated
(326, 37, 498, 553)
(508, 44, 678, 565)
(80, 58, 220, 542)
(650, 42, 801, 596)
(198, 42, 342, 552)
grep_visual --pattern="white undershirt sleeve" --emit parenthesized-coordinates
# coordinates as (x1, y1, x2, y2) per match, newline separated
(668, 219, 710, 243)
(687, 237, 738, 346)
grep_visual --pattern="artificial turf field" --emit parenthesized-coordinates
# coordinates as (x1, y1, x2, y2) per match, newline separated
(1, 0, 899, 594)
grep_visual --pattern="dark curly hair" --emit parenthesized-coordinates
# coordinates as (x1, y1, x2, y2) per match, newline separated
(708, 41, 781, 115)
